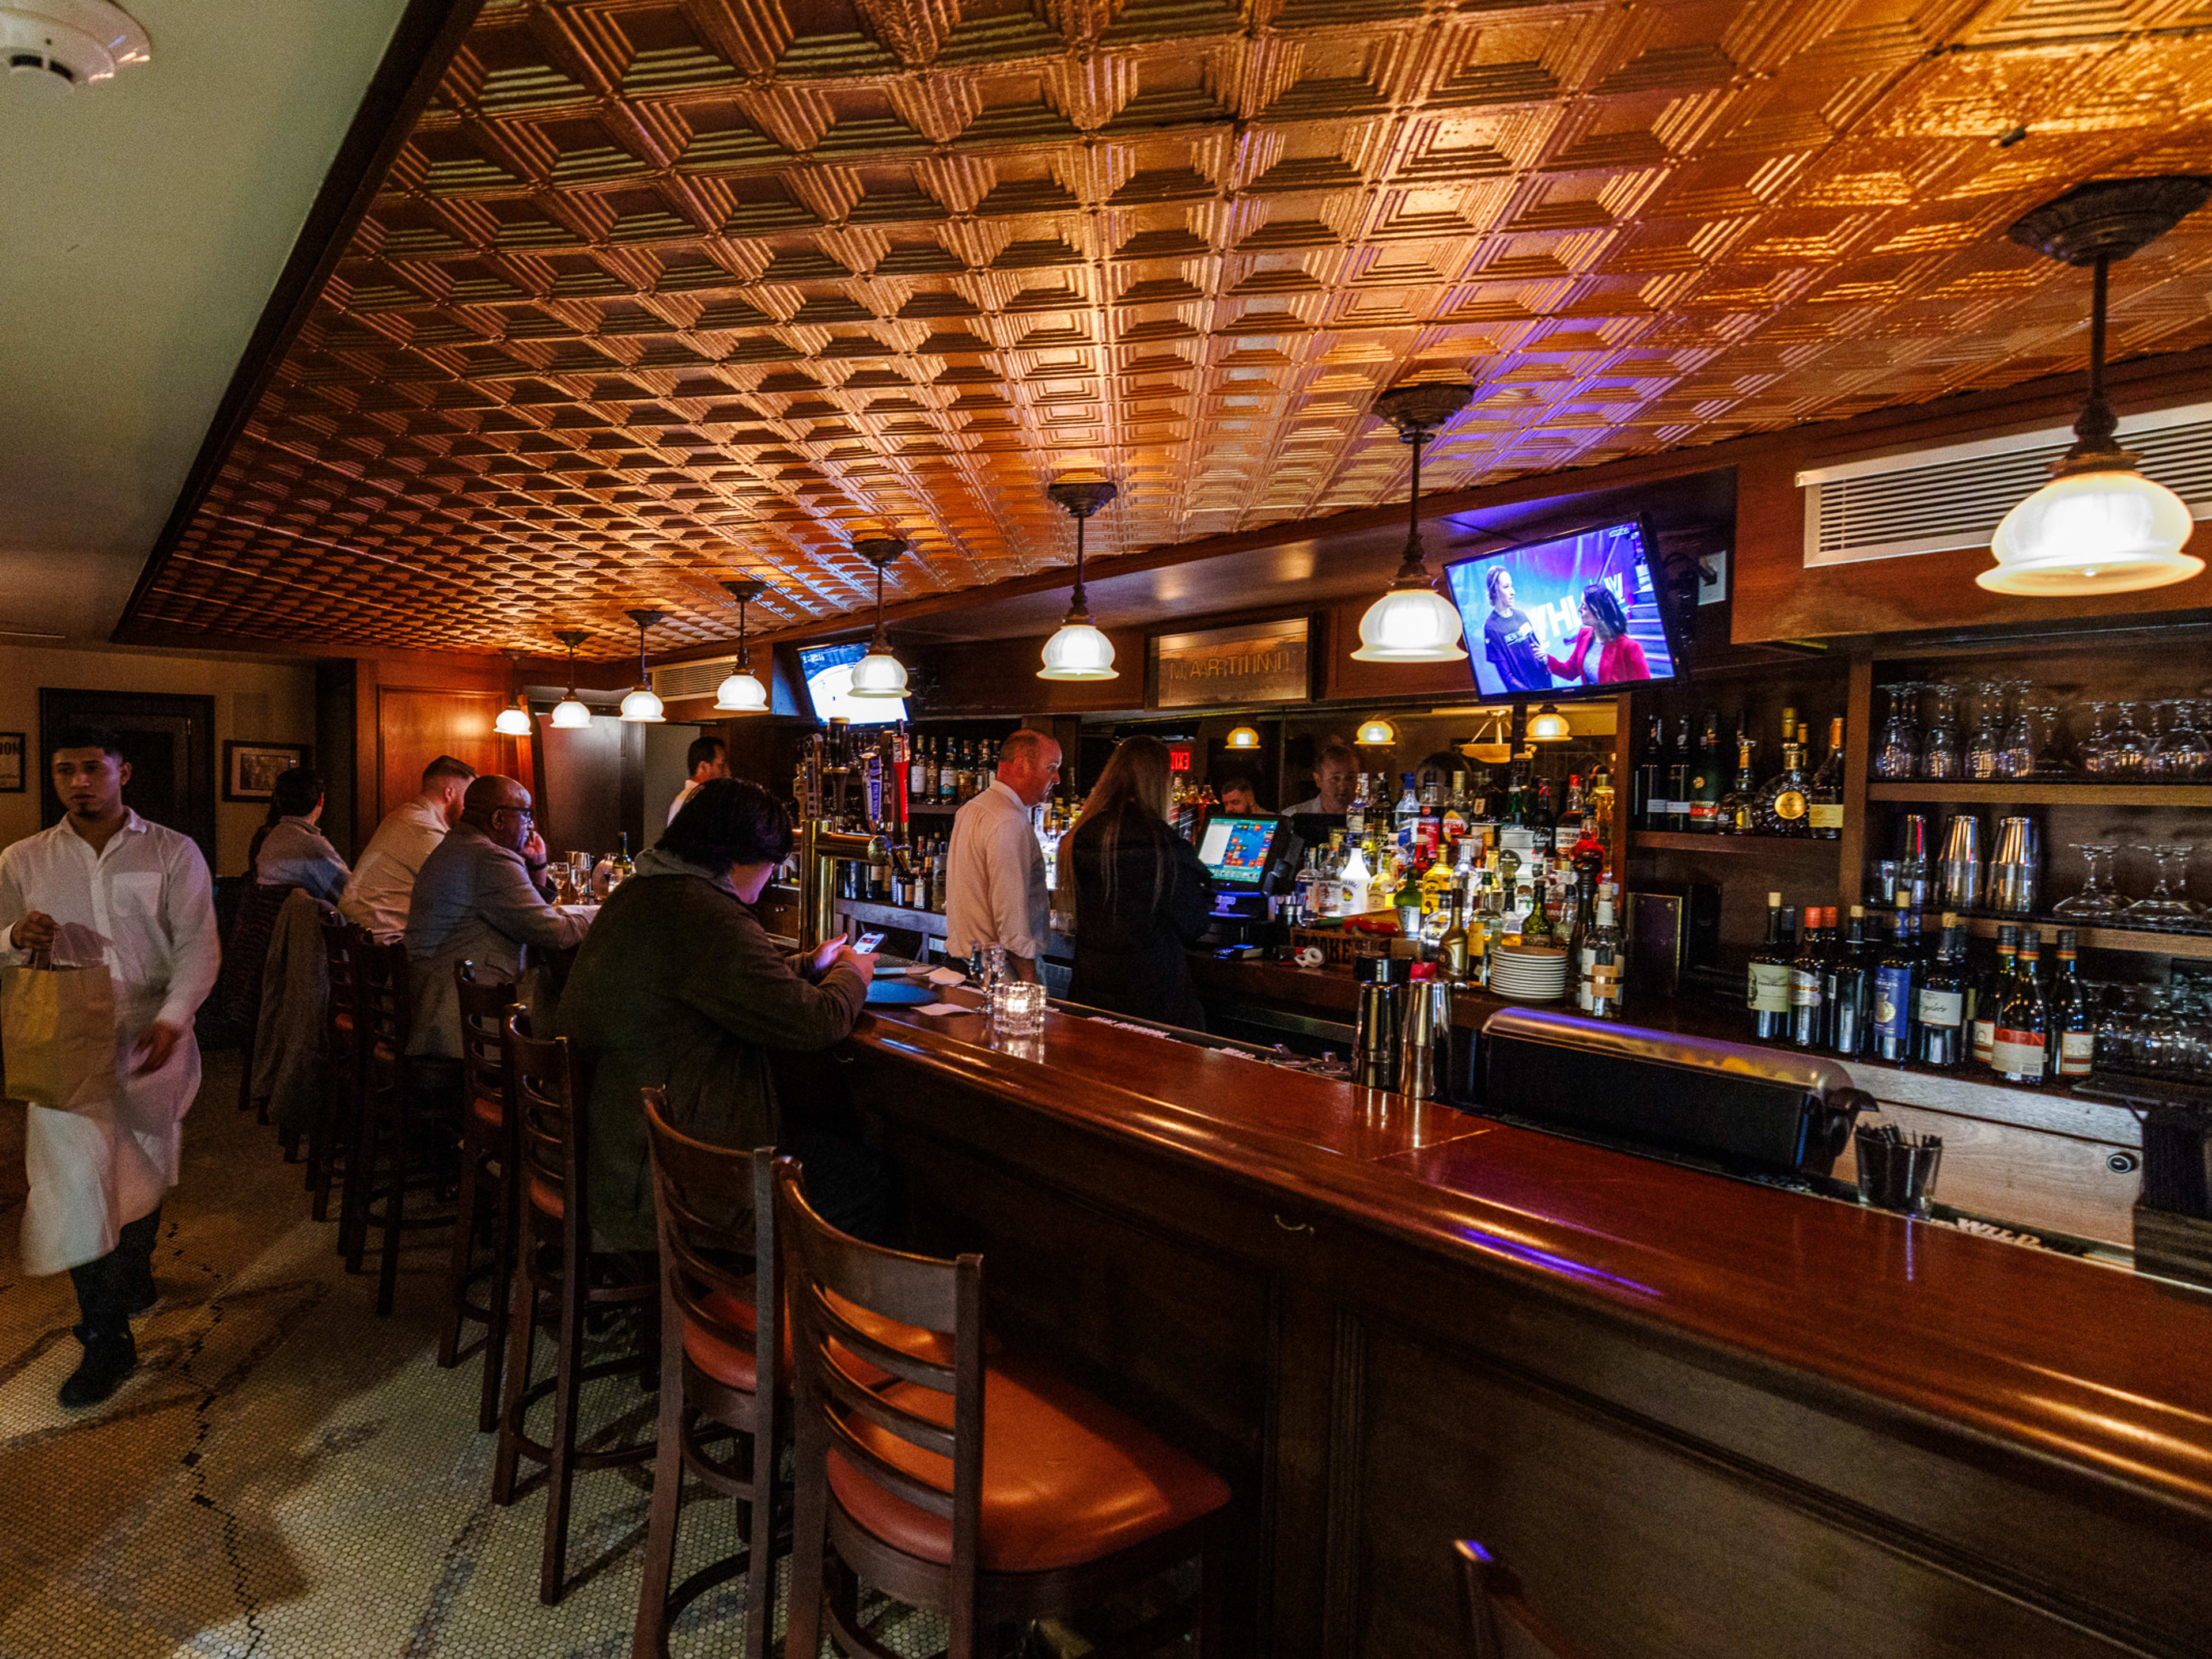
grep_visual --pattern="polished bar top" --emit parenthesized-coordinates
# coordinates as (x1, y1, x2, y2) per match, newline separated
(853, 993, 2212, 1521)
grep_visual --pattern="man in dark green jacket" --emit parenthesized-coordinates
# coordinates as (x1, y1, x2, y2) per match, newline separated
(556, 779, 875, 1252)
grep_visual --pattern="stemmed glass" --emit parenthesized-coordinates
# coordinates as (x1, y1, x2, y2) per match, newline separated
(568, 851, 595, 900)
(1965, 681, 2006, 779)
(1874, 682, 1919, 780)
(2075, 702, 2115, 775)
(2055, 843, 2125, 915)
(1917, 683, 1963, 780)
(2127, 843, 2200, 922)
(2149, 698, 2211, 782)
(2105, 702, 2152, 777)
(1994, 686, 2043, 778)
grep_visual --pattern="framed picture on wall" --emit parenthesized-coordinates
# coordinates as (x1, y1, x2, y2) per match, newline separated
(0, 731, 24, 793)
(222, 740, 310, 803)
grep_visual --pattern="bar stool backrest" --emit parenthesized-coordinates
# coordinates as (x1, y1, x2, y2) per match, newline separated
(318, 908, 360, 1059)
(1455, 1539, 1596, 1659)
(455, 961, 517, 1127)
(509, 1014, 588, 1257)
(773, 1160, 986, 1599)
(351, 930, 412, 1067)
(641, 1088, 777, 1394)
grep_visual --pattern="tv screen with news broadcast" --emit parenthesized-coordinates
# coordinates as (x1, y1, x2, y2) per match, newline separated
(1442, 517, 1681, 701)
(796, 641, 907, 725)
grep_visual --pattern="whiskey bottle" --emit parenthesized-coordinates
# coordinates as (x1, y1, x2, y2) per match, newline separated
(1809, 717, 1845, 840)
(1871, 904, 1918, 1063)
(1747, 891, 1791, 1040)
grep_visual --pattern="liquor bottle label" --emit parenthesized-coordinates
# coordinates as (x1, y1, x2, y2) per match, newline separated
(1774, 790, 1808, 821)
(1687, 801, 1717, 827)
(1990, 1029, 2047, 1076)
(1916, 988, 1964, 1028)
(1809, 802, 1844, 831)
(2058, 1031, 2094, 1075)
(1873, 967, 1914, 1039)
(1747, 963, 1791, 1013)
(1789, 969, 1823, 1008)
(1970, 1017, 1995, 1065)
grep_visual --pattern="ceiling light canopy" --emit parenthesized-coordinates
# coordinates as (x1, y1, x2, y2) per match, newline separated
(1225, 725, 1261, 749)
(1355, 382, 1474, 664)
(620, 609, 665, 723)
(1040, 478, 1119, 681)
(1982, 176, 2210, 597)
(849, 539, 909, 698)
(550, 630, 592, 728)
(715, 578, 771, 713)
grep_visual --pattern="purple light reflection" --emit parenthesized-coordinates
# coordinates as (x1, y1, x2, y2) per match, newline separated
(1453, 1224, 1661, 1300)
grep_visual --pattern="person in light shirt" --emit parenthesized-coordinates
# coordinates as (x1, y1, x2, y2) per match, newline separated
(1281, 742, 1358, 818)
(666, 733, 729, 825)
(944, 729, 1061, 982)
(0, 727, 220, 1408)
(338, 755, 475, 942)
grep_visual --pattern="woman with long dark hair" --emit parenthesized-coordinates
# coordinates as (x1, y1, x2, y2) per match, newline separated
(1064, 736, 1215, 1028)
(1543, 582, 1652, 685)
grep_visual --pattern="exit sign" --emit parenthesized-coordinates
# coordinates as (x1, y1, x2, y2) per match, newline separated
(1168, 744, 1192, 772)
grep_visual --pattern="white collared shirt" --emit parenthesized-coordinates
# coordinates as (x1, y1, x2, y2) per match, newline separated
(667, 777, 703, 825)
(944, 780, 1048, 962)
(338, 797, 449, 942)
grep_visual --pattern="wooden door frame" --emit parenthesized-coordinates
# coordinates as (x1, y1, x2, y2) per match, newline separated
(36, 688, 219, 864)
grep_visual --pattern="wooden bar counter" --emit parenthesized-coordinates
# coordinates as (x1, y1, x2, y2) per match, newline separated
(840, 993, 2212, 1658)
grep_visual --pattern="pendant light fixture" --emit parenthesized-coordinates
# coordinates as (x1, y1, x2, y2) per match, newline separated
(1354, 382, 1475, 662)
(550, 630, 592, 729)
(1459, 710, 1513, 766)
(715, 578, 771, 713)
(1527, 703, 1572, 742)
(494, 649, 533, 735)
(1225, 725, 1260, 750)
(1354, 717, 1397, 747)
(847, 538, 909, 698)
(619, 609, 666, 722)
(1980, 176, 2210, 597)
(1039, 478, 1119, 680)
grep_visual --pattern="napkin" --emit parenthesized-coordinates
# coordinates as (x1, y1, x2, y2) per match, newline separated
(925, 967, 965, 987)
(915, 1001, 971, 1016)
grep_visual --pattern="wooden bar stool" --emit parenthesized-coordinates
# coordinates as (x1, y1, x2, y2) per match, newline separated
(1455, 1539, 1595, 1659)
(437, 961, 522, 1433)
(632, 1089, 782, 1659)
(775, 1158, 1232, 1659)
(346, 933, 455, 1316)
(309, 911, 363, 1235)
(493, 1015, 656, 1606)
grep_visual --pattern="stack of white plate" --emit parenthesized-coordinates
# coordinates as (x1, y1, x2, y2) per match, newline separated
(1489, 943, 1570, 1002)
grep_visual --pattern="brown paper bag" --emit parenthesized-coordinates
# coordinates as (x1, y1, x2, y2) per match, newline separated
(1, 959, 118, 1112)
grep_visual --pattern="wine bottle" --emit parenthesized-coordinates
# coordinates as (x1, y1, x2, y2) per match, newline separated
(1991, 930, 2050, 1085)
(1824, 904, 1872, 1058)
(1687, 711, 1724, 834)
(2051, 928, 2094, 1079)
(1635, 715, 1664, 830)
(1663, 718, 1692, 832)
(1871, 903, 1918, 1063)
(1809, 717, 1845, 840)
(1789, 907, 1830, 1049)
(1914, 912, 1969, 1068)
(1971, 925, 2017, 1069)
(1747, 892, 1791, 1040)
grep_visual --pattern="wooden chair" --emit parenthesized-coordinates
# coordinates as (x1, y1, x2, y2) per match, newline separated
(632, 1090, 782, 1659)
(1455, 1539, 1597, 1659)
(346, 933, 454, 1315)
(493, 1014, 656, 1605)
(437, 961, 522, 1433)
(309, 911, 362, 1235)
(776, 1157, 1232, 1659)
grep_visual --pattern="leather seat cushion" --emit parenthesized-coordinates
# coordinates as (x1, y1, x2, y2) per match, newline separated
(826, 1353, 1230, 1573)
(528, 1175, 563, 1221)
(467, 1089, 502, 1130)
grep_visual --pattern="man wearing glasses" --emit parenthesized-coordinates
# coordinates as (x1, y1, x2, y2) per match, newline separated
(403, 774, 588, 1062)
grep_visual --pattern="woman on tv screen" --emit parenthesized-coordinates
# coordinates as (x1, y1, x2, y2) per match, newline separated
(1480, 566, 1555, 694)
(1544, 583, 1652, 686)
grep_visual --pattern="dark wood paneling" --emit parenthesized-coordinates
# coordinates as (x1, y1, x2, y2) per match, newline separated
(372, 685, 506, 828)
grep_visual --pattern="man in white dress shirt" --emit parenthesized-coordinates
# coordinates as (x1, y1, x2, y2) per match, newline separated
(0, 728, 220, 1407)
(338, 755, 475, 941)
(665, 734, 729, 825)
(944, 729, 1061, 982)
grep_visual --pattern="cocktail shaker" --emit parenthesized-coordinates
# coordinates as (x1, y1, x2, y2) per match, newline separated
(1396, 978, 1455, 1101)
(1937, 813, 1983, 911)
(1984, 816, 2041, 915)
(1355, 982, 1405, 1089)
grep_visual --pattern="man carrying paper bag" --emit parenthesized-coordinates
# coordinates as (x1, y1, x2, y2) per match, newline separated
(0, 727, 219, 1408)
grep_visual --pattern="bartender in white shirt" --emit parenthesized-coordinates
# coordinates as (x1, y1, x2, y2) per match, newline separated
(666, 734, 729, 825)
(338, 754, 475, 942)
(944, 729, 1061, 982)
(0, 728, 220, 1408)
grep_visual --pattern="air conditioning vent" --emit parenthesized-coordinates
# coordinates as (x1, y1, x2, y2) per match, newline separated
(649, 656, 738, 702)
(1798, 401, 2212, 567)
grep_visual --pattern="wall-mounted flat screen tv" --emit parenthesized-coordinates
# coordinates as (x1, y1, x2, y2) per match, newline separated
(1442, 517, 1683, 700)
(796, 641, 907, 725)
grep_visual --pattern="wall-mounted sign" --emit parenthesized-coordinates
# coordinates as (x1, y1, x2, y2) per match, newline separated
(0, 731, 22, 793)
(1149, 617, 1312, 710)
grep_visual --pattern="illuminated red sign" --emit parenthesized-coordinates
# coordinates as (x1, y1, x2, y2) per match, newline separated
(1168, 745, 1192, 772)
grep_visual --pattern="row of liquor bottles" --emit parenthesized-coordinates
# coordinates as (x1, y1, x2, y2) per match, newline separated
(1637, 709, 1846, 838)
(907, 734, 1012, 806)
(1745, 893, 2093, 1085)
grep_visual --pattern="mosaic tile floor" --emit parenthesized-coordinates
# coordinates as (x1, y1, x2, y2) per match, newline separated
(0, 1052, 953, 1659)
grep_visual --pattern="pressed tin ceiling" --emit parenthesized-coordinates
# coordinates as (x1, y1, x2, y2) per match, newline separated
(120, 0, 2212, 660)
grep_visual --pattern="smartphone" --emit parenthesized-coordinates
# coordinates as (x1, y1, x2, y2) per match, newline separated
(854, 930, 885, 953)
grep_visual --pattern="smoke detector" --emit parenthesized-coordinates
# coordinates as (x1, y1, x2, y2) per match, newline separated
(3, 1, 149, 88)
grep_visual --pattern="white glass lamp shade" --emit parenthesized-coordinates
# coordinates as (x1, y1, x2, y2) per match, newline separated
(550, 695, 592, 729)
(1980, 468, 2202, 596)
(1355, 718, 1397, 747)
(619, 684, 665, 723)
(1527, 704, 1571, 741)
(1038, 619, 1118, 681)
(847, 646, 909, 698)
(714, 668, 770, 711)
(494, 704, 533, 736)
(1350, 585, 1466, 662)
(1225, 725, 1260, 749)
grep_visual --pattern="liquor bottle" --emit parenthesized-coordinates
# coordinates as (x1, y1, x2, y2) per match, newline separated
(1751, 713, 1813, 838)
(1789, 906, 1829, 1048)
(1439, 889, 1471, 981)
(1532, 778, 1558, 853)
(1971, 926, 2017, 1069)
(2051, 929, 2095, 1080)
(1871, 903, 1918, 1063)
(1441, 771, 1470, 849)
(609, 831, 635, 893)
(1914, 912, 1970, 1068)
(1635, 715, 1665, 829)
(1992, 930, 2050, 1085)
(1716, 735, 1760, 835)
(1809, 717, 1845, 840)
(1315, 835, 1345, 919)
(1686, 711, 1725, 834)
(1395, 771, 1421, 858)
(1663, 718, 1692, 832)
(1581, 893, 1625, 1016)
(1346, 774, 1369, 840)
(1554, 776, 1584, 855)
(1747, 891, 1791, 1041)
(1339, 836, 1373, 917)
(1824, 904, 1872, 1057)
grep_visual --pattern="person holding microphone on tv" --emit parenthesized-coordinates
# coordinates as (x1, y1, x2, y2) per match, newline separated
(1544, 583, 1651, 686)
(1480, 566, 1554, 694)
